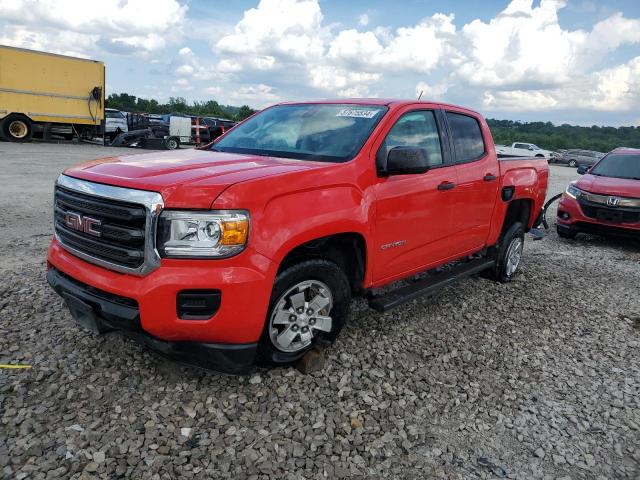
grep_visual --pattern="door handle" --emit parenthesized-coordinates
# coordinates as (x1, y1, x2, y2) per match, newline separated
(437, 181, 456, 191)
(484, 174, 498, 181)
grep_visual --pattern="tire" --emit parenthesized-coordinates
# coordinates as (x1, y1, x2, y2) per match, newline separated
(258, 259, 351, 365)
(485, 222, 525, 283)
(535, 154, 544, 158)
(568, 159, 577, 168)
(166, 137, 180, 150)
(557, 226, 577, 239)
(1, 114, 33, 142)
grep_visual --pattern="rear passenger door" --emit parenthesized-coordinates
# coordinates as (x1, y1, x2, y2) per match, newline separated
(445, 110, 499, 255)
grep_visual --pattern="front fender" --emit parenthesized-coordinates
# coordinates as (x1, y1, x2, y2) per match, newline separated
(254, 185, 371, 264)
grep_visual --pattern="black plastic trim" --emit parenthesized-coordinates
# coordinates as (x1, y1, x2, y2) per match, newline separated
(559, 222, 640, 240)
(177, 290, 221, 320)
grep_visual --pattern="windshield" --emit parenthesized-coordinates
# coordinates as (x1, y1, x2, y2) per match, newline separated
(212, 104, 388, 162)
(590, 153, 640, 180)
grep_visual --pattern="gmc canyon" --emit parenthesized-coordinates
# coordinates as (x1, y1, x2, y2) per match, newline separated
(47, 99, 549, 373)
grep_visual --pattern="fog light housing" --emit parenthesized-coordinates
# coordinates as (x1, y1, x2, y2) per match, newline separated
(558, 210, 570, 220)
(177, 290, 221, 320)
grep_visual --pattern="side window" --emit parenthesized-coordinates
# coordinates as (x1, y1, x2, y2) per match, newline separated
(377, 110, 444, 168)
(446, 112, 486, 163)
(514, 143, 527, 149)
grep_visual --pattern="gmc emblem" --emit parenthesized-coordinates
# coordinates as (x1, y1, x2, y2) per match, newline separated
(64, 212, 102, 237)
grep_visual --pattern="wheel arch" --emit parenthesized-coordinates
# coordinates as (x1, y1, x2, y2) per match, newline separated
(501, 199, 533, 234)
(276, 232, 368, 296)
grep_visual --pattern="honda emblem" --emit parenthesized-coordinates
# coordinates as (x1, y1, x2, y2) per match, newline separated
(606, 196, 621, 207)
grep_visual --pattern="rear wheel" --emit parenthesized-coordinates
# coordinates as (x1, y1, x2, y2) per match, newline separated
(258, 259, 351, 365)
(568, 159, 577, 168)
(1, 114, 33, 142)
(166, 137, 180, 150)
(485, 222, 525, 283)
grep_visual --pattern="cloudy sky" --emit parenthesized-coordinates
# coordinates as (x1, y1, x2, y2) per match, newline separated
(1, 0, 639, 125)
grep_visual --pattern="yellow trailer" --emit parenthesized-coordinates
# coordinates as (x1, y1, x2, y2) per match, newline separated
(0, 45, 105, 142)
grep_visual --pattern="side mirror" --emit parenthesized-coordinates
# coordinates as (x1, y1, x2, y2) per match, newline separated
(577, 165, 588, 175)
(383, 147, 431, 176)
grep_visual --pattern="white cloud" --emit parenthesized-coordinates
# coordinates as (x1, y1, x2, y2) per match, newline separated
(458, 0, 640, 89)
(415, 81, 450, 101)
(483, 56, 640, 112)
(0, 0, 187, 56)
(228, 84, 280, 107)
(308, 65, 381, 96)
(216, 0, 326, 60)
(358, 14, 369, 27)
(327, 13, 456, 74)
(204, 86, 223, 96)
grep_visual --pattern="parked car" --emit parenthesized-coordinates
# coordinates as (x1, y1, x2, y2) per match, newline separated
(104, 108, 128, 140)
(550, 149, 569, 163)
(496, 142, 553, 159)
(557, 149, 604, 168)
(47, 99, 549, 373)
(557, 148, 640, 239)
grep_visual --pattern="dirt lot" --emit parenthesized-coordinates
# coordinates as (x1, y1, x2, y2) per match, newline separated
(1, 142, 639, 479)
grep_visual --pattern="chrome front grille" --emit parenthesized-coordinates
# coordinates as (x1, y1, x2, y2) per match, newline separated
(53, 175, 164, 276)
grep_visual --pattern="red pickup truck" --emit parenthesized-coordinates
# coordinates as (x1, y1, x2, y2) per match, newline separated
(47, 99, 549, 373)
(557, 148, 640, 239)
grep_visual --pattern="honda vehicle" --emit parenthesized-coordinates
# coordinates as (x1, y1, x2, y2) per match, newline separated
(557, 148, 640, 239)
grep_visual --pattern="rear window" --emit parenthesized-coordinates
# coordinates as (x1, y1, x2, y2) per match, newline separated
(446, 112, 485, 162)
(590, 153, 640, 180)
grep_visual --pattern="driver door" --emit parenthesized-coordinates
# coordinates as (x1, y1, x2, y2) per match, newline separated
(372, 108, 457, 284)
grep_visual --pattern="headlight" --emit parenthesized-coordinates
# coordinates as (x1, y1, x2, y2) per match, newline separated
(157, 210, 249, 258)
(565, 183, 581, 199)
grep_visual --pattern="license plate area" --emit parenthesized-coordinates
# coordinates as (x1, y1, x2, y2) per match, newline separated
(596, 208, 623, 223)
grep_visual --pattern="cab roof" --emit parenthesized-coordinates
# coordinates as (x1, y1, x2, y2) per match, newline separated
(276, 98, 482, 116)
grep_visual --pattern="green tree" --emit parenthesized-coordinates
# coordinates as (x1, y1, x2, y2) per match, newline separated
(236, 105, 255, 121)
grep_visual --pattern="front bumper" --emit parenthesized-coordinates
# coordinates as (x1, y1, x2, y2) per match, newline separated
(47, 238, 278, 373)
(557, 195, 640, 239)
(47, 267, 259, 374)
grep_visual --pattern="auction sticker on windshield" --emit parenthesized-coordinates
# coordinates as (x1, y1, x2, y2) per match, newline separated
(336, 109, 379, 119)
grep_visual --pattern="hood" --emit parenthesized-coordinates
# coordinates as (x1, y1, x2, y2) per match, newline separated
(576, 174, 640, 198)
(64, 148, 331, 208)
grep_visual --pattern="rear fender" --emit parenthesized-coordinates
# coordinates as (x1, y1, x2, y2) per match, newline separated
(488, 168, 543, 244)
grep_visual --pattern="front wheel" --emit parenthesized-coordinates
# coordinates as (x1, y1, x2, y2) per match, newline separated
(568, 159, 577, 168)
(485, 222, 525, 283)
(258, 259, 351, 365)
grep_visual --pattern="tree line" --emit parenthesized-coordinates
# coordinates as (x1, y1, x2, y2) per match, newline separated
(487, 119, 640, 153)
(106, 93, 640, 153)
(105, 93, 256, 121)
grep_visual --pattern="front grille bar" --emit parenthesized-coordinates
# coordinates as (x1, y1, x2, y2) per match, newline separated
(54, 174, 164, 276)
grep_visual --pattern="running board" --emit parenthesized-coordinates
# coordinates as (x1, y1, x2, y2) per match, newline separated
(367, 258, 495, 313)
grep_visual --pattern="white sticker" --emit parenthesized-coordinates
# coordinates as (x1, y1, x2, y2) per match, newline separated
(336, 108, 379, 119)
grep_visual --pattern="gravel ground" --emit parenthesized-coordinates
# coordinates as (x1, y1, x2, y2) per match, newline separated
(1, 142, 639, 479)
